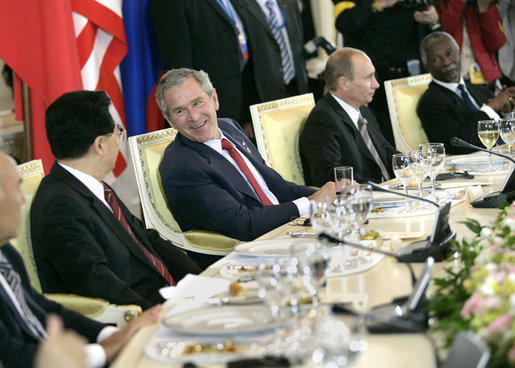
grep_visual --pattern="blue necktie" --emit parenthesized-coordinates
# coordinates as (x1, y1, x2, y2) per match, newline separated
(265, 0, 294, 84)
(457, 84, 478, 110)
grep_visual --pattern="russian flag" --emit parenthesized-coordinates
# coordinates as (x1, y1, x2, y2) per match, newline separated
(120, 0, 164, 136)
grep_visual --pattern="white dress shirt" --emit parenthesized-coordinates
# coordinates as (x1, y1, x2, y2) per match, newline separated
(432, 78, 500, 120)
(204, 131, 310, 215)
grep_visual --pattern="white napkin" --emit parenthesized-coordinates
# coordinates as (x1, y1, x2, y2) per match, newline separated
(465, 185, 484, 204)
(159, 274, 231, 301)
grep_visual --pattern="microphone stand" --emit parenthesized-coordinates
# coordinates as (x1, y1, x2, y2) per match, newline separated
(367, 182, 455, 262)
(321, 232, 432, 333)
(451, 137, 515, 208)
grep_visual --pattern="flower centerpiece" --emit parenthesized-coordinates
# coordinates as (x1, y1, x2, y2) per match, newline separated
(427, 202, 515, 367)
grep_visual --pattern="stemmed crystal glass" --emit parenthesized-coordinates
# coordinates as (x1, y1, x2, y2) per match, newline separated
(348, 184, 373, 240)
(419, 143, 446, 202)
(477, 119, 499, 172)
(309, 197, 334, 236)
(408, 151, 428, 199)
(499, 117, 515, 156)
(392, 153, 415, 211)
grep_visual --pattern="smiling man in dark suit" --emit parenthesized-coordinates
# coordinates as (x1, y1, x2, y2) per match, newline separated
(156, 68, 334, 269)
(299, 47, 398, 186)
(30, 90, 200, 310)
(417, 31, 515, 154)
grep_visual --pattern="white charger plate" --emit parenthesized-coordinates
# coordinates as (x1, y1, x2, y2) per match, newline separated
(163, 305, 282, 336)
(234, 238, 316, 257)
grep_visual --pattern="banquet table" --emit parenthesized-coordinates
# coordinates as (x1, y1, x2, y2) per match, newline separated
(112, 159, 509, 368)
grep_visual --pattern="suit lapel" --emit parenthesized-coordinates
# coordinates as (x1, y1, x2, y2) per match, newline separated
(238, 0, 275, 40)
(178, 135, 261, 203)
(326, 94, 376, 162)
(205, 0, 240, 34)
(51, 164, 159, 271)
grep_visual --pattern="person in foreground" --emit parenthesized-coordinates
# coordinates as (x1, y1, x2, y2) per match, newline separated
(417, 31, 515, 154)
(30, 91, 201, 310)
(299, 47, 398, 186)
(156, 68, 334, 269)
(0, 151, 161, 368)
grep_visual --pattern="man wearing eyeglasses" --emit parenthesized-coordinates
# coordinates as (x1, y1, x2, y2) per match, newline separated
(30, 90, 201, 310)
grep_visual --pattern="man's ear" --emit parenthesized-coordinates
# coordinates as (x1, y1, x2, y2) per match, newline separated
(164, 114, 176, 129)
(91, 136, 105, 157)
(338, 76, 348, 91)
(212, 88, 220, 111)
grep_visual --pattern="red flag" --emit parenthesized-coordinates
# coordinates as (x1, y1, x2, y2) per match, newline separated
(0, 1, 82, 171)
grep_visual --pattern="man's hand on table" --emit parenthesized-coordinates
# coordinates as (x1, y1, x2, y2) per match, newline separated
(101, 304, 162, 363)
(307, 182, 336, 201)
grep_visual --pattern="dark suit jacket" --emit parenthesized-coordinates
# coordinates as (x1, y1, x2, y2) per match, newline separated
(417, 81, 495, 154)
(0, 244, 105, 368)
(30, 163, 200, 310)
(232, 0, 309, 101)
(159, 119, 315, 241)
(299, 93, 398, 186)
(152, 0, 248, 122)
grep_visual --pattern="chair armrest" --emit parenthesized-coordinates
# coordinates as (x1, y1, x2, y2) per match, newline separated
(45, 293, 142, 327)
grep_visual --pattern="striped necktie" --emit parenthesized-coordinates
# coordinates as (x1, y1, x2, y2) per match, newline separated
(357, 115, 391, 181)
(103, 184, 175, 286)
(265, 0, 294, 84)
(0, 252, 47, 339)
(221, 138, 273, 205)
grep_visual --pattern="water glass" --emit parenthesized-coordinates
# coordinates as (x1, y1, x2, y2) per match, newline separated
(334, 166, 353, 195)
(499, 117, 515, 155)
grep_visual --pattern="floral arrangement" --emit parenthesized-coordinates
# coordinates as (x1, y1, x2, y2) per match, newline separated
(427, 202, 515, 368)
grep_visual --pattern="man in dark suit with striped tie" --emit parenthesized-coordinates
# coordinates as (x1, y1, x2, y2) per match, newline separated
(30, 91, 201, 310)
(300, 47, 399, 186)
(0, 150, 161, 368)
(417, 31, 515, 154)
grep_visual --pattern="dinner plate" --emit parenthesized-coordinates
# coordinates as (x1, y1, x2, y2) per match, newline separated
(445, 154, 510, 171)
(209, 288, 261, 305)
(372, 191, 409, 208)
(234, 238, 316, 257)
(163, 305, 282, 336)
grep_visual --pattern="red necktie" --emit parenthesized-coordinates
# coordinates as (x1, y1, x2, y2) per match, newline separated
(221, 138, 273, 205)
(103, 184, 174, 285)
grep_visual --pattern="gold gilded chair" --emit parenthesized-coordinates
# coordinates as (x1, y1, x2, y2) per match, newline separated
(11, 160, 141, 327)
(128, 128, 238, 256)
(250, 93, 315, 185)
(385, 74, 432, 153)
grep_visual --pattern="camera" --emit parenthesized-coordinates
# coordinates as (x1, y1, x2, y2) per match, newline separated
(397, 0, 440, 10)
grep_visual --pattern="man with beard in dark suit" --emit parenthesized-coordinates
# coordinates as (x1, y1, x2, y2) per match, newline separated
(300, 47, 398, 186)
(30, 91, 200, 310)
(417, 32, 515, 154)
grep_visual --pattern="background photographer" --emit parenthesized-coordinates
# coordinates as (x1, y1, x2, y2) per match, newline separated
(439, 0, 506, 89)
(332, 0, 442, 146)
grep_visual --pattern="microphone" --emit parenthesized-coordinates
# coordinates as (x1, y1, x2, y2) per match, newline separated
(318, 232, 416, 283)
(304, 36, 337, 55)
(450, 137, 515, 164)
(323, 231, 434, 333)
(450, 137, 515, 208)
(368, 182, 456, 262)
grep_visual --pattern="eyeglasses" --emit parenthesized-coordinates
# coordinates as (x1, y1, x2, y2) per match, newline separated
(105, 125, 126, 142)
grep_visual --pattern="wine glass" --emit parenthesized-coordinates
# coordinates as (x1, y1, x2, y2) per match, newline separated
(392, 153, 415, 210)
(348, 184, 373, 240)
(477, 119, 499, 172)
(419, 143, 446, 202)
(408, 151, 428, 200)
(499, 117, 515, 156)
